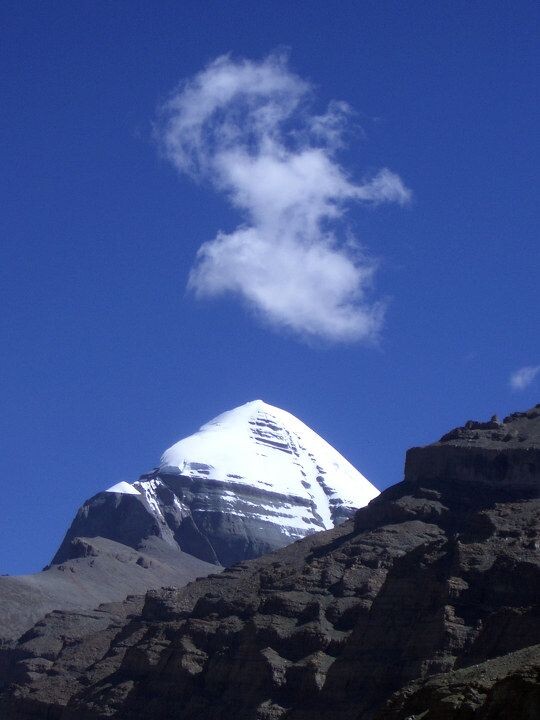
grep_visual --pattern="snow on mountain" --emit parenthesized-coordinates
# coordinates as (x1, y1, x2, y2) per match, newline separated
(106, 481, 141, 495)
(118, 400, 380, 565)
(59, 400, 379, 568)
(159, 399, 379, 534)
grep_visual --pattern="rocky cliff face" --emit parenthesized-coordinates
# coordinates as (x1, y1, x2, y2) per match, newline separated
(1, 405, 539, 719)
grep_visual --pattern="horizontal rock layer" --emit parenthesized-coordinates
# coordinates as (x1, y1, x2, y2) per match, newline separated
(1, 405, 539, 719)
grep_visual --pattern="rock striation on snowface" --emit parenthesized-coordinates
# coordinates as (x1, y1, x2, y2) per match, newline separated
(2, 405, 538, 720)
(55, 400, 379, 568)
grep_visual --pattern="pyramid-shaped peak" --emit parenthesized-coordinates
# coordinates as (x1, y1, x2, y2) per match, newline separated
(200, 399, 303, 429)
(160, 400, 379, 530)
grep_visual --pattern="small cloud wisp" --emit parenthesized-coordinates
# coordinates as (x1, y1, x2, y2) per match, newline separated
(157, 53, 411, 342)
(510, 365, 540, 391)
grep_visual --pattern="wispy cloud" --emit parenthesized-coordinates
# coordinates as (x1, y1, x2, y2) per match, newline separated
(510, 365, 540, 390)
(156, 52, 410, 342)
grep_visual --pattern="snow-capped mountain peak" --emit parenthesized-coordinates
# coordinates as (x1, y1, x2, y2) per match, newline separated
(89, 400, 379, 567)
(159, 399, 379, 532)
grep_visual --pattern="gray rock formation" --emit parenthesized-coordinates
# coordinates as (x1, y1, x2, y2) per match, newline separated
(0, 536, 216, 643)
(1, 404, 539, 719)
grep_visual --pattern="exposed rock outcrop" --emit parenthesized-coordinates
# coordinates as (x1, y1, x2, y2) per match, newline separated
(0, 536, 216, 643)
(1, 404, 539, 719)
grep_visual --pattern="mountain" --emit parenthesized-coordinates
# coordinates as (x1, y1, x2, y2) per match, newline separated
(0, 400, 376, 641)
(1, 404, 538, 719)
(0, 535, 217, 645)
(54, 400, 379, 568)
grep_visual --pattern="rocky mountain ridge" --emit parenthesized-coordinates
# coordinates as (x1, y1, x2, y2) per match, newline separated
(1, 404, 538, 719)
(0, 536, 216, 644)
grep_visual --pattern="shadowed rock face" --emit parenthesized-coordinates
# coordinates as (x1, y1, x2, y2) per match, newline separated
(0, 536, 217, 643)
(1, 405, 539, 719)
(53, 473, 326, 569)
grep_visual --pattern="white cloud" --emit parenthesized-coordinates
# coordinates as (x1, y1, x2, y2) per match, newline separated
(510, 365, 540, 390)
(156, 52, 411, 342)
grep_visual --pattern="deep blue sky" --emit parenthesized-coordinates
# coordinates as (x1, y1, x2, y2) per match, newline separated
(1, 1, 538, 574)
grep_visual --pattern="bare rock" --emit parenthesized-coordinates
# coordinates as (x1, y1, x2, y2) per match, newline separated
(1, 405, 540, 719)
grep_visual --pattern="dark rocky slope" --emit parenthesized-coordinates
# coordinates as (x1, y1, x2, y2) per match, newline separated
(0, 535, 217, 643)
(1, 405, 539, 719)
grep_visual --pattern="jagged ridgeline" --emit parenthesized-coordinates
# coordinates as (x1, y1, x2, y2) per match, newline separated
(1, 405, 539, 719)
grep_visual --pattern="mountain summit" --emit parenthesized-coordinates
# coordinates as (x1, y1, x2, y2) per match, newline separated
(0, 400, 378, 642)
(159, 399, 378, 531)
(56, 400, 378, 568)
(3, 405, 538, 719)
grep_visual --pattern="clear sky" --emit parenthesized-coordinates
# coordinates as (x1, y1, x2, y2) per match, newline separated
(1, 1, 538, 574)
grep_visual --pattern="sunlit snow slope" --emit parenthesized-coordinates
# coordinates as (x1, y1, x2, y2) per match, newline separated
(90, 399, 380, 566)
(159, 400, 379, 533)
